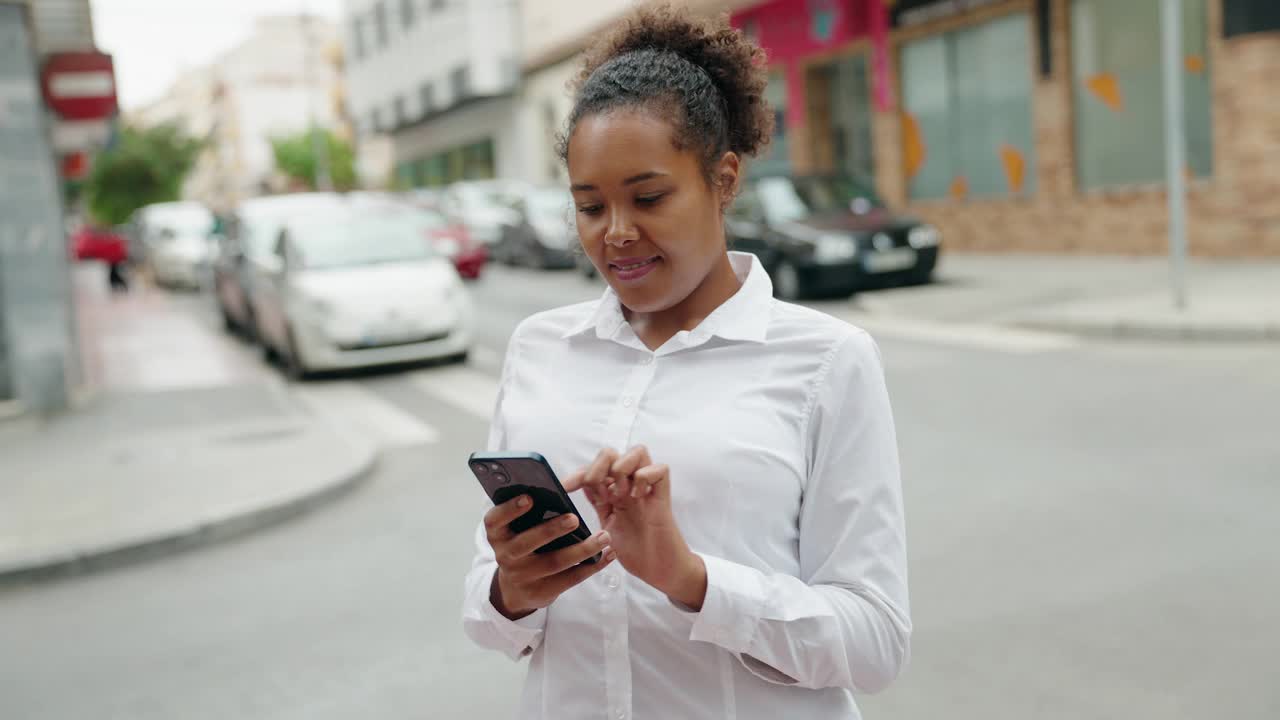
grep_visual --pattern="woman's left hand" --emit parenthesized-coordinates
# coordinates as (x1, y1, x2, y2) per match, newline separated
(563, 446, 707, 609)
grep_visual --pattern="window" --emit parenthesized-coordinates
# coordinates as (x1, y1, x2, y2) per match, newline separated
(400, 0, 415, 28)
(751, 72, 790, 178)
(374, 1, 389, 48)
(429, 0, 447, 11)
(1072, 0, 1211, 189)
(394, 95, 408, 125)
(901, 13, 1037, 200)
(370, 108, 384, 133)
(350, 18, 366, 60)
(420, 83, 435, 116)
(1223, 0, 1280, 37)
(449, 66, 470, 102)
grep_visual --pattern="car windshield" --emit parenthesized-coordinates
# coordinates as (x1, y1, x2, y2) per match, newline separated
(288, 213, 436, 269)
(151, 206, 214, 235)
(454, 183, 514, 212)
(524, 189, 571, 222)
(756, 176, 883, 224)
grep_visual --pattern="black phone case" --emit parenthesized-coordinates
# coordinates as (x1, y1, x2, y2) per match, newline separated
(468, 451, 599, 563)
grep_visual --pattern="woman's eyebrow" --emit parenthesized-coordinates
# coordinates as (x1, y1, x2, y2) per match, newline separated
(571, 171, 670, 192)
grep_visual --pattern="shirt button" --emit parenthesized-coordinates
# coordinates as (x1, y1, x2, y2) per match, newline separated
(614, 709, 626, 720)
(642, 355, 654, 364)
(606, 573, 621, 589)
(621, 396, 633, 408)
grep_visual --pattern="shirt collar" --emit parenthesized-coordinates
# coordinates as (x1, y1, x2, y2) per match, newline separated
(561, 251, 773, 345)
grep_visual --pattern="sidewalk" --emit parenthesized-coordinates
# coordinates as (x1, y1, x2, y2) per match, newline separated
(0, 266, 375, 585)
(854, 253, 1280, 343)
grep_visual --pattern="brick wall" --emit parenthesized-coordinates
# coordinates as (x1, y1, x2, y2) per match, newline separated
(865, 0, 1280, 257)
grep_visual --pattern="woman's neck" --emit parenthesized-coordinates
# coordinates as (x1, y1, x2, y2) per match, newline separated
(624, 252, 742, 351)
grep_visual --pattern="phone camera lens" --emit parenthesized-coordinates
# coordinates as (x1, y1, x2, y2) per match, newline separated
(493, 472, 510, 485)
(474, 463, 489, 474)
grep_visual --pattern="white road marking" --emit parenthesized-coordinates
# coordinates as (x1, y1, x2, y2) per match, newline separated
(842, 313, 1081, 354)
(407, 366, 501, 421)
(292, 381, 440, 448)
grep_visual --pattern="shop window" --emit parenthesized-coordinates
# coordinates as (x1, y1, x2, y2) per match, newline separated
(901, 13, 1037, 200)
(1072, 0, 1211, 189)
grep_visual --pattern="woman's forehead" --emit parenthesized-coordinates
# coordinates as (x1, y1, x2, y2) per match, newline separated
(567, 111, 693, 183)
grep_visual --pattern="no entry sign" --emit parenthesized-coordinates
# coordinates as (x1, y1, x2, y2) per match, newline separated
(40, 51, 117, 121)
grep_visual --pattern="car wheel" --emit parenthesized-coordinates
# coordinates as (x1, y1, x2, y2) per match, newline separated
(771, 260, 804, 301)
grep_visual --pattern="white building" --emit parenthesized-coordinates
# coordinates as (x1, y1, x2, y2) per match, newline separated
(341, 0, 521, 186)
(133, 15, 344, 208)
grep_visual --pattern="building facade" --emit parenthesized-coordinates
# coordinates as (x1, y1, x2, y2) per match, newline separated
(735, 0, 1280, 256)
(342, 0, 522, 187)
(133, 16, 344, 209)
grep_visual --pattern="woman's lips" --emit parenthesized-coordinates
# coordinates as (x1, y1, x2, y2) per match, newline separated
(609, 256, 661, 281)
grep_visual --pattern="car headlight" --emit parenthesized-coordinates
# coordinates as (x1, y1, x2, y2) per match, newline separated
(908, 225, 941, 249)
(814, 234, 858, 264)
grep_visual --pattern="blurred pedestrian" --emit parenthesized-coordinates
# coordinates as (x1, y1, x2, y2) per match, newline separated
(462, 5, 910, 719)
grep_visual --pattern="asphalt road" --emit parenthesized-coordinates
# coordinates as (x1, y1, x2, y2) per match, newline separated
(2, 264, 1278, 719)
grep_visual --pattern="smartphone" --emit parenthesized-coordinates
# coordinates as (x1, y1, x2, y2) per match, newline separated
(468, 451, 600, 564)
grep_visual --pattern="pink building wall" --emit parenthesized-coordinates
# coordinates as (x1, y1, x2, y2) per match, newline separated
(731, 0, 884, 129)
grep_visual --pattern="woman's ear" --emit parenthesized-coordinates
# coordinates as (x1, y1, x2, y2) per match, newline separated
(716, 151, 741, 211)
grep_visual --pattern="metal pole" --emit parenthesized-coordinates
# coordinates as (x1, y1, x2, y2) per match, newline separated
(302, 8, 333, 191)
(1160, 0, 1188, 310)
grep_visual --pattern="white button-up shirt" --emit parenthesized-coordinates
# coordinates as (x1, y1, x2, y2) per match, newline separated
(463, 252, 910, 720)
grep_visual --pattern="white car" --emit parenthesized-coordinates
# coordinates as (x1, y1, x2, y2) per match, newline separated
(136, 202, 216, 289)
(249, 205, 473, 377)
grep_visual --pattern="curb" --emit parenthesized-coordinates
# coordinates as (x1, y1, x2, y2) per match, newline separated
(1014, 318, 1280, 344)
(0, 444, 380, 588)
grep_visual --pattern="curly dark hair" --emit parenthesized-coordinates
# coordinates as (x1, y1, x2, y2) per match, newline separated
(555, 2, 774, 190)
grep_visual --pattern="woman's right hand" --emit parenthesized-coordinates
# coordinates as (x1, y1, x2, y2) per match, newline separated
(485, 494, 615, 620)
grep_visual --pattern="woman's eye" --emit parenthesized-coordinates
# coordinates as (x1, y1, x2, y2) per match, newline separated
(637, 193, 665, 206)
(577, 204, 603, 216)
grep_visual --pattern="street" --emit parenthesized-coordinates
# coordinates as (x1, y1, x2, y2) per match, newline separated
(2, 265, 1279, 719)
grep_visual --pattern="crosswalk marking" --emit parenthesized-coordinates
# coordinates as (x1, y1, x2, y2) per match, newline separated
(292, 381, 440, 448)
(407, 366, 500, 422)
(840, 313, 1080, 354)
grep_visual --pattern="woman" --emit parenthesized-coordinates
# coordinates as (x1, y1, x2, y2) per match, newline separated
(462, 6, 910, 718)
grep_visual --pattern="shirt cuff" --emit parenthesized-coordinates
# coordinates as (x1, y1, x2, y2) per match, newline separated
(469, 569, 548, 661)
(685, 552, 768, 654)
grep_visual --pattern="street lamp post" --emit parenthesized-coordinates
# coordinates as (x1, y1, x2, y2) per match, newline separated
(1160, 0, 1189, 310)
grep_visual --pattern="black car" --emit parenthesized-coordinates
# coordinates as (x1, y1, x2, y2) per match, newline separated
(492, 186, 578, 269)
(726, 175, 941, 300)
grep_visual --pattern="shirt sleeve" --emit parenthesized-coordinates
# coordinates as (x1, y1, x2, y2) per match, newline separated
(460, 325, 550, 661)
(684, 330, 912, 693)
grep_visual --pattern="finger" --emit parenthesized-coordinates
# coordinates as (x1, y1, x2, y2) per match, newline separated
(632, 464, 669, 500)
(484, 494, 532, 541)
(560, 468, 587, 494)
(538, 545, 618, 597)
(584, 448, 619, 490)
(583, 484, 608, 514)
(506, 512, 582, 559)
(610, 445, 652, 480)
(540, 531, 612, 575)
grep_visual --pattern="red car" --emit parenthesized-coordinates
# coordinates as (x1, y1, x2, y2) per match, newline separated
(419, 206, 487, 279)
(71, 225, 129, 265)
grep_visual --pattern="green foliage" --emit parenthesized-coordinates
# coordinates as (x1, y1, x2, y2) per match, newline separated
(84, 123, 202, 226)
(270, 128, 357, 191)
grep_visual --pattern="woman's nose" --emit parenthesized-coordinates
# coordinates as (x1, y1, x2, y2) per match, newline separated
(604, 208, 639, 247)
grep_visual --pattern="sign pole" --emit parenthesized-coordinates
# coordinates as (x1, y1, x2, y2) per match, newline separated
(1160, 0, 1189, 310)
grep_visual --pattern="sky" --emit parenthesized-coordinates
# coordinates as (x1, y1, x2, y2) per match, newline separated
(91, 0, 344, 111)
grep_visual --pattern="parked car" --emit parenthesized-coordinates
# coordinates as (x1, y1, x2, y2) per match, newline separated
(247, 204, 473, 377)
(401, 191, 488, 279)
(212, 193, 345, 339)
(492, 186, 577, 269)
(725, 174, 941, 300)
(133, 202, 217, 289)
(438, 180, 526, 247)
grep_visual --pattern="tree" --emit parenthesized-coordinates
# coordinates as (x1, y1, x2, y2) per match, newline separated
(270, 128, 357, 191)
(84, 123, 203, 226)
